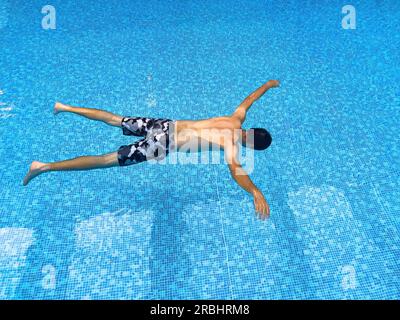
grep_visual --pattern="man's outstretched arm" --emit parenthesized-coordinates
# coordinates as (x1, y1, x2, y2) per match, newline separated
(232, 80, 279, 123)
(225, 144, 270, 219)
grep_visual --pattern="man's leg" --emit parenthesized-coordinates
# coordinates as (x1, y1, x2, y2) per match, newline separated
(54, 102, 123, 127)
(23, 152, 119, 186)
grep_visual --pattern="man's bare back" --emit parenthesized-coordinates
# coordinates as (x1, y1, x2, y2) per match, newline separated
(175, 116, 242, 152)
(23, 80, 280, 219)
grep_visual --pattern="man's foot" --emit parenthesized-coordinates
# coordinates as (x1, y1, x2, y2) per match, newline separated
(23, 161, 48, 186)
(267, 80, 280, 88)
(54, 102, 69, 115)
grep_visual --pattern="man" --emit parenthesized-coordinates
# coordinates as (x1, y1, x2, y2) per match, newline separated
(23, 80, 279, 219)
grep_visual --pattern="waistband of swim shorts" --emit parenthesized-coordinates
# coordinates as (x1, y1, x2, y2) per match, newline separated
(167, 120, 177, 152)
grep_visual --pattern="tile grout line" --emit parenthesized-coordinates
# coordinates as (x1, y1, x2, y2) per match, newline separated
(212, 165, 234, 299)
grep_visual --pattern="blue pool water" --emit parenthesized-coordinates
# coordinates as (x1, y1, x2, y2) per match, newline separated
(0, 0, 399, 300)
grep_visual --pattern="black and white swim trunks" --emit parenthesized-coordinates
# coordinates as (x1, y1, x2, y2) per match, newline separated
(118, 116, 175, 166)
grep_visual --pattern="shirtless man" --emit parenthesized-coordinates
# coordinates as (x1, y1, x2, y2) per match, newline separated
(23, 80, 279, 219)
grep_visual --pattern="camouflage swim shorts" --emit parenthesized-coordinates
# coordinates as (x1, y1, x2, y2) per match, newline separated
(117, 116, 174, 166)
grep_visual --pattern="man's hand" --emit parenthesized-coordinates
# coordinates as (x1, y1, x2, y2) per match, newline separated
(266, 79, 280, 88)
(252, 189, 270, 220)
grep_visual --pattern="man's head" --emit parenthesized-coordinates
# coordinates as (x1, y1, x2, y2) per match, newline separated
(242, 128, 272, 150)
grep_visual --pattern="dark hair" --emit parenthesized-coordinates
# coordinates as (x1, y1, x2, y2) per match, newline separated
(251, 128, 272, 150)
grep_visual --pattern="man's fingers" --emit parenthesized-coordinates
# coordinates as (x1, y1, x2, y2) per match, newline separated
(261, 203, 269, 220)
(255, 204, 261, 219)
(254, 197, 270, 220)
(259, 205, 264, 219)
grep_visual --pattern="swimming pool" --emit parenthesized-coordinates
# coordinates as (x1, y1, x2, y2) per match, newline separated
(0, 0, 399, 300)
